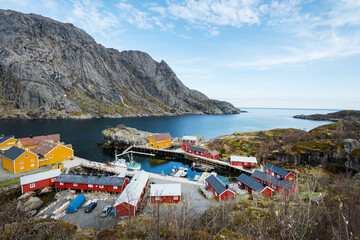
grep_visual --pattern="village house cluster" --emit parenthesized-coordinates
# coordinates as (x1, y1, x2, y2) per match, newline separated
(0, 133, 73, 174)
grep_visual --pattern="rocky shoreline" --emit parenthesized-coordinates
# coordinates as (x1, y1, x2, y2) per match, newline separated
(294, 110, 360, 122)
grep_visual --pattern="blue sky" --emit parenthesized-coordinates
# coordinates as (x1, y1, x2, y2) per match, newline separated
(1, 0, 360, 109)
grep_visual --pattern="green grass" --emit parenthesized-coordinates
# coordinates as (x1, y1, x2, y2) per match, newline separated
(0, 177, 20, 187)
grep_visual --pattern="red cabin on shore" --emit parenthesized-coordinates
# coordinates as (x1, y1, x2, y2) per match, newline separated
(182, 143, 192, 151)
(205, 175, 235, 201)
(230, 156, 257, 167)
(237, 173, 273, 197)
(20, 169, 61, 194)
(150, 184, 181, 203)
(114, 171, 150, 217)
(206, 150, 219, 160)
(188, 146, 209, 157)
(55, 174, 129, 193)
(265, 163, 295, 181)
(252, 170, 296, 195)
(182, 136, 197, 145)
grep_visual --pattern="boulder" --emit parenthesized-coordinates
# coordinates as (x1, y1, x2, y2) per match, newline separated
(18, 191, 36, 201)
(39, 186, 53, 195)
(342, 139, 360, 154)
(22, 197, 43, 212)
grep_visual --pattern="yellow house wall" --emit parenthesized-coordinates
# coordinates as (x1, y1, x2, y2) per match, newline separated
(14, 152, 39, 174)
(148, 137, 172, 149)
(0, 138, 17, 149)
(44, 145, 74, 165)
(1, 157, 14, 173)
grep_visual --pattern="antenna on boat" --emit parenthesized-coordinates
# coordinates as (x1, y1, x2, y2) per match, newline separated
(115, 149, 118, 161)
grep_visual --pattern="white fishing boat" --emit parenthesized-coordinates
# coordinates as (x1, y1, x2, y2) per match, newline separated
(180, 168, 188, 177)
(110, 150, 141, 170)
(126, 152, 141, 171)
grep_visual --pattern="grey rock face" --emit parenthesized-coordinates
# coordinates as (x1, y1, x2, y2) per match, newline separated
(0, 10, 240, 119)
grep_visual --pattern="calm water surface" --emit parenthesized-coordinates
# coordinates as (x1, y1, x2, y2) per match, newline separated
(0, 108, 338, 181)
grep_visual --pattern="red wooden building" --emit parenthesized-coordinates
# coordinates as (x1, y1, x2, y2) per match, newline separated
(150, 183, 181, 203)
(114, 171, 150, 217)
(182, 136, 197, 145)
(205, 175, 235, 201)
(237, 173, 273, 197)
(182, 143, 192, 151)
(252, 170, 296, 195)
(230, 156, 257, 167)
(188, 146, 209, 157)
(206, 150, 219, 160)
(265, 163, 295, 181)
(55, 174, 129, 193)
(20, 169, 61, 194)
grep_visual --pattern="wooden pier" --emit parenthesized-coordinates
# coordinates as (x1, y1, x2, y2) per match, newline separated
(129, 145, 254, 175)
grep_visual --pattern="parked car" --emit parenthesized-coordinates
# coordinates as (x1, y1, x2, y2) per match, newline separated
(100, 205, 112, 217)
(85, 202, 97, 213)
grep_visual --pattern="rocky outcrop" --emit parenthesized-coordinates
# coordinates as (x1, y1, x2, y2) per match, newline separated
(101, 127, 152, 149)
(0, 10, 240, 119)
(294, 110, 360, 122)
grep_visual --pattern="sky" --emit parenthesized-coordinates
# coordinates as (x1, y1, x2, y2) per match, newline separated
(1, 0, 360, 109)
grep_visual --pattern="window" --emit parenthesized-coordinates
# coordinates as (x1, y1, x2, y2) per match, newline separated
(73, 183, 78, 186)
(60, 182, 64, 186)
(272, 172, 275, 176)
(25, 155, 28, 158)
(49, 155, 53, 158)
(113, 186, 118, 189)
(155, 196, 160, 200)
(215, 192, 218, 196)
(88, 184, 93, 188)
(31, 159, 34, 162)
(30, 183, 35, 188)
(31, 164, 35, 167)
(20, 166, 24, 169)
(272, 184, 276, 189)
(20, 161, 24, 164)
(99, 185, 104, 188)
(51, 178, 55, 182)
(174, 196, 178, 200)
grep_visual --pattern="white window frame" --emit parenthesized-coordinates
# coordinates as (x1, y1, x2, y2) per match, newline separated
(99, 185, 104, 188)
(51, 178, 55, 182)
(88, 184, 93, 188)
(25, 155, 28, 158)
(60, 182, 64, 186)
(113, 186, 118, 189)
(73, 183, 78, 186)
(31, 159, 34, 162)
(49, 155, 53, 158)
(20, 166, 24, 169)
(174, 196, 179, 200)
(155, 196, 160, 200)
(20, 161, 24, 164)
(30, 183, 35, 188)
(31, 164, 35, 167)
(272, 184, 276, 188)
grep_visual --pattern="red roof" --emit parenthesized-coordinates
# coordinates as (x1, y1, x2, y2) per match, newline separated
(151, 133, 172, 143)
(32, 140, 58, 156)
(19, 134, 60, 147)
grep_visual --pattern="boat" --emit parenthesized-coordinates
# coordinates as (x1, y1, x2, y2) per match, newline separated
(169, 166, 178, 176)
(194, 175, 200, 181)
(110, 150, 141, 170)
(126, 152, 141, 171)
(192, 164, 214, 172)
(180, 168, 188, 177)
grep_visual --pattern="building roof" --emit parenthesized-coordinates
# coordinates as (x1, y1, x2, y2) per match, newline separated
(265, 163, 291, 177)
(114, 170, 150, 207)
(150, 133, 172, 143)
(20, 169, 61, 185)
(150, 184, 181, 197)
(182, 143, 192, 146)
(237, 173, 267, 193)
(32, 140, 58, 156)
(188, 146, 208, 153)
(205, 175, 228, 195)
(0, 135, 15, 144)
(19, 134, 60, 147)
(252, 170, 294, 190)
(2, 146, 27, 161)
(56, 174, 127, 187)
(207, 150, 219, 156)
(230, 156, 257, 163)
(183, 136, 197, 141)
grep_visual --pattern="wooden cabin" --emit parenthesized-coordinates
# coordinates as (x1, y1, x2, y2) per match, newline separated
(18, 134, 60, 151)
(182, 142, 192, 151)
(55, 174, 129, 193)
(230, 156, 257, 167)
(32, 140, 74, 167)
(205, 175, 235, 201)
(114, 171, 150, 217)
(20, 169, 61, 194)
(182, 136, 197, 145)
(237, 173, 273, 197)
(206, 150, 219, 160)
(265, 163, 295, 181)
(1, 146, 39, 174)
(150, 184, 181, 203)
(188, 146, 209, 157)
(0, 135, 17, 153)
(148, 133, 172, 149)
(252, 170, 296, 195)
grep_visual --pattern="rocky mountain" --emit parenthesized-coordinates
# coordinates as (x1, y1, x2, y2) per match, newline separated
(0, 10, 240, 119)
(294, 110, 360, 122)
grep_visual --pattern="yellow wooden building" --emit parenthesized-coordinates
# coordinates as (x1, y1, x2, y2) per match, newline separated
(148, 133, 172, 149)
(0, 135, 18, 153)
(18, 134, 60, 151)
(1, 146, 39, 173)
(32, 140, 74, 167)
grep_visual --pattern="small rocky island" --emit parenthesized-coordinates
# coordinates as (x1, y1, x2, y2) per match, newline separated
(294, 110, 360, 122)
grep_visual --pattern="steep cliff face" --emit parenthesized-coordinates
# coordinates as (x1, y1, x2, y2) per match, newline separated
(0, 10, 240, 119)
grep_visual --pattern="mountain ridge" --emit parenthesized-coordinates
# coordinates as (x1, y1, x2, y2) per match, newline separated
(0, 9, 240, 119)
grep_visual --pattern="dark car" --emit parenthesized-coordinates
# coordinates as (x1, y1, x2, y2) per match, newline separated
(85, 202, 97, 213)
(100, 205, 112, 217)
